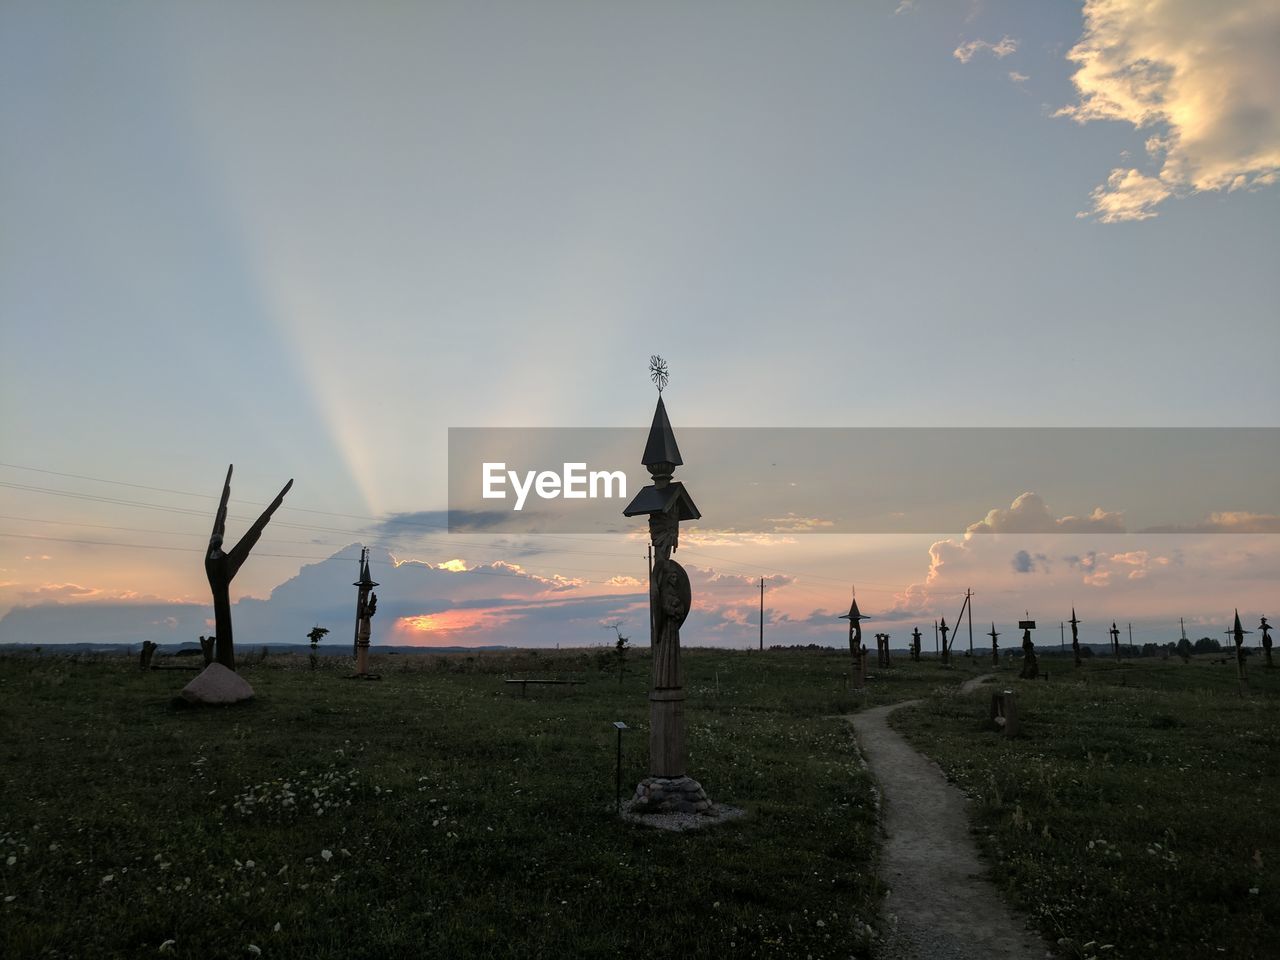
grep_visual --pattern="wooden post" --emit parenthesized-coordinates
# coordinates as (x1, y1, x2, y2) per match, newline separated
(355, 617, 371, 675)
(759, 577, 764, 652)
(967, 588, 974, 656)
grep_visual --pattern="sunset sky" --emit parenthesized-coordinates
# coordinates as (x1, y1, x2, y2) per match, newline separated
(2, 1, 1277, 650)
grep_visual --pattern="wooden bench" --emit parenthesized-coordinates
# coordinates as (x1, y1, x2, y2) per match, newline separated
(504, 678, 586, 698)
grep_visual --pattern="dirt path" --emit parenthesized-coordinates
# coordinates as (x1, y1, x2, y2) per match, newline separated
(847, 674, 1050, 959)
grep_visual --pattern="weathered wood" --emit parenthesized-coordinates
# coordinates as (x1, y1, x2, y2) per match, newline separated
(990, 689, 1019, 737)
(204, 465, 292, 671)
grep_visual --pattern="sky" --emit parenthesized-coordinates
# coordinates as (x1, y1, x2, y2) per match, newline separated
(1, 1, 1277, 651)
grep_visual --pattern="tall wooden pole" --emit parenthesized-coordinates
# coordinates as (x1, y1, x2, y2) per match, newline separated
(1060, 621, 1065, 651)
(967, 588, 974, 655)
(759, 577, 764, 652)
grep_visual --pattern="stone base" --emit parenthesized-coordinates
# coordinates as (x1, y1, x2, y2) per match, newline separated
(630, 775, 711, 815)
(179, 663, 254, 706)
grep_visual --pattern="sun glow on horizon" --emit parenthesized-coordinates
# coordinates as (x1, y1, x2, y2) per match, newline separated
(395, 607, 519, 643)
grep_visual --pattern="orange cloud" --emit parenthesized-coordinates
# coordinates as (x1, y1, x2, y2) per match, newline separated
(394, 607, 521, 643)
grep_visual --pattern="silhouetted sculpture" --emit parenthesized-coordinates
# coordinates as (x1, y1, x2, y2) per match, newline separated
(198, 635, 215, 666)
(1261, 616, 1273, 670)
(875, 632, 891, 668)
(839, 589, 870, 676)
(1020, 622, 1039, 680)
(139, 641, 158, 670)
(1069, 608, 1082, 668)
(623, 359, 707, 814)
(351, 551, 381, 679)
(1230, 609, 1251, 694)
(910, 627, 922, 662)
(1109, 622, 1121, 660)
(205, 465, 293, 671)
(988, 622, 1000, 666)
(939, 617, 951, 665)
(351, 547, 377, 657)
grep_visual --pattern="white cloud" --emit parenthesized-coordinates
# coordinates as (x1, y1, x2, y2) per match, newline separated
(764, 513, 835, 533)
(1078, 168, 1172, 222)
(1140, 511, 1280, 534)
(965, 492, 1125, 534)
(1008, 71, 1029, 84)
(1060, 0, 1280, 221)
(954, 35, 1018, 63)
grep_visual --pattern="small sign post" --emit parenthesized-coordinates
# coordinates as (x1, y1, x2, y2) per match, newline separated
(612, 721, 629, 813)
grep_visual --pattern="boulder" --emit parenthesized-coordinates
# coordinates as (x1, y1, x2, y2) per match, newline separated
(180, 663, 255, 706)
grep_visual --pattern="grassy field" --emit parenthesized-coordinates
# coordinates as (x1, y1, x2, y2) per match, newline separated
(3, 649, 1272, 960)
(0, 647, 976, 960)
(892, 656, 1280, 960)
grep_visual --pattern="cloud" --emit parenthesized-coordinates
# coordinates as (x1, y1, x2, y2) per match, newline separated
(681, 528, 797, 547)
(763, 513, 835, 533)
(1140, 511, 1280, 534)
(954, 36, 1018, 63)
(605, 575, 643, 587)
(1059, 0, 1280, 221)
(20, 583, 102, 601)
(966, 492, 1125, 534)
(0, 544, 812, 649)
(1079, 168, 1172, 223)
(1064, 551, 1099, 572)
(1011, 550, 1050, 574)
(1008, 71, 1029, 84)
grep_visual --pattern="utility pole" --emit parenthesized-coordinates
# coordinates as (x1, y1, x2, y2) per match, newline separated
(759, 577, 764, 652)
(1128, 622, 1133, 653)
(933, 619, 939, 654)
(1060, 620, 1065, 652)
(967, 588, 974, 656)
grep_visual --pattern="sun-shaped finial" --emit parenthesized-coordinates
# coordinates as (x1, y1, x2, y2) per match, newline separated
(649, 355, 669, 394)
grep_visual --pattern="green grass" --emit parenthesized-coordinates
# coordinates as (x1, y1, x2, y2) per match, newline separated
(6, 649, 1271, 959)
(891, 656, 1280, 960)
(0, 647, 960, 960)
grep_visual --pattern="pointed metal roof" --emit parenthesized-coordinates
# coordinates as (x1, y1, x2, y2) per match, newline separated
(353, 551, 379, 589)
(641, 396, 683, 468)
(622, 480, 700, 520)
(839, 595, 869, 621)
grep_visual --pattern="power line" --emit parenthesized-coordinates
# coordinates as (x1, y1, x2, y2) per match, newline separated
(1, 461, 921, 597)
